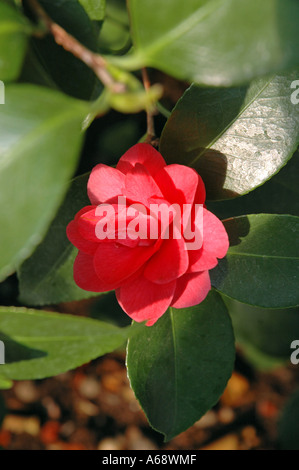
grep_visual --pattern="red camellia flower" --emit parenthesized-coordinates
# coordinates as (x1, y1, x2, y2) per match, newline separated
(66, 143, 229, 326)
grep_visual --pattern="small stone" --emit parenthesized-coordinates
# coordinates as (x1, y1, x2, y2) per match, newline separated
(41, 397, 61, 420)
(97, 436, 126, 451)
(3, 415, 40, 436)
(201, 433, 239, 450)
(196, 410, 218, 428)
(40, 421, 60, 445)
(125, 426, 158, 450)
(76, 399, 99, 416)
(0, 430, 11, 447)
(240, 425, 261, 449)
(218, 407, 235, 424)
(14, 381, 39, 404)
(102, 373, 124, 393)
(221, 372, 250, 407)
(257, 399, 278, 418)
(78, 376, 101, 399)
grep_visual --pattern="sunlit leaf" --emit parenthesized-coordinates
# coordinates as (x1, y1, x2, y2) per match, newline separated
(160, 72, 299, 200)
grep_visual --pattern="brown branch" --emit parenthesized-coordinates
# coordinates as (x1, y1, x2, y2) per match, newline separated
(26, 0, 126, 93)
(142, 68, 158, 146)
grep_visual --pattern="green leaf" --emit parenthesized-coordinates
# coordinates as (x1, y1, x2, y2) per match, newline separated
(78, 0, 106, 20)
(127, 291, 235, 441)
(160, 72, 299, 200)
(207, 150, 299, 220)
(233, 341, 287, 372)
(28, 0, 101, 100)
(211, 215, 299, 308)
(124, 0, 299, 86)
(223, 296, 299, 360)
(18, 173, 101, 306)
(99, 0, 130, 54)
(0, 2, 31, 81)
(0, 377, 13, 391)
(0, 84, 88, 282)
(0, 306, 130, 381)
(278, 389, 299, 450)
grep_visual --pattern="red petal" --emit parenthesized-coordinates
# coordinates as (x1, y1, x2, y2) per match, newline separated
(77, 207, 103, 242)
(77, 204, 122, 243)
(93, 241, 158, 286)
(116, 274, 176, 325)
(117, 143, 166, 176)
(144, 226, 189, 284)
(78, 204, 158, 248)
(155, 164, 201, 207)
(66, 220, 98, 255)
(171, 271, 211, 309)
(194, 174, 206, 205)
(73, 251, 113, 292)
(74, 205, 97, 221)
(124, 163, 163, 206)
(87, 164, 125, 204)
(188, 208, 229, 272)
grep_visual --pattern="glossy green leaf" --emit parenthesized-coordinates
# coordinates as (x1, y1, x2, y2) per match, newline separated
(211, 215, 299, 308)
(28, 0, 101, 100)
(223, 296, 299, 360)
(207, 150, 299, 220)
(124, 0, 299, 86)
(127, 291, 235, 441)
(78, 0, 106, 20)
(278, 389, 299, 450)
(0, 306, 130, 381)
(19, 46, 59, 90)
(160, 72, 299, 200)
(0, 2, 31, 81)
(18, 174, 100, 306)
(0, 84, 88, 282)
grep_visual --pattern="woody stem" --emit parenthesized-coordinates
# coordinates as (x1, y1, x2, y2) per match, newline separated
(26, 0, 126, 93)
(142, 68, 157, 145)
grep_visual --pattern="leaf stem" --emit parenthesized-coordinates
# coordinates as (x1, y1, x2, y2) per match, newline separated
(141, 67, 159, 147)
(26, 0, 126, 93)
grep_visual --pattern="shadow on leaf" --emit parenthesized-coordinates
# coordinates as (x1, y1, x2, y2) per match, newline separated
(0, 332, 46, 364)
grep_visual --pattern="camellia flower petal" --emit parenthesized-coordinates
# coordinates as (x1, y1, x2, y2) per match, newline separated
(116, 143, 166, 176)
(116, 273, 177, 326)
(67, 143, 229, 326)
(87, 164, 125, 204)
(171, 270, 211, 309)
